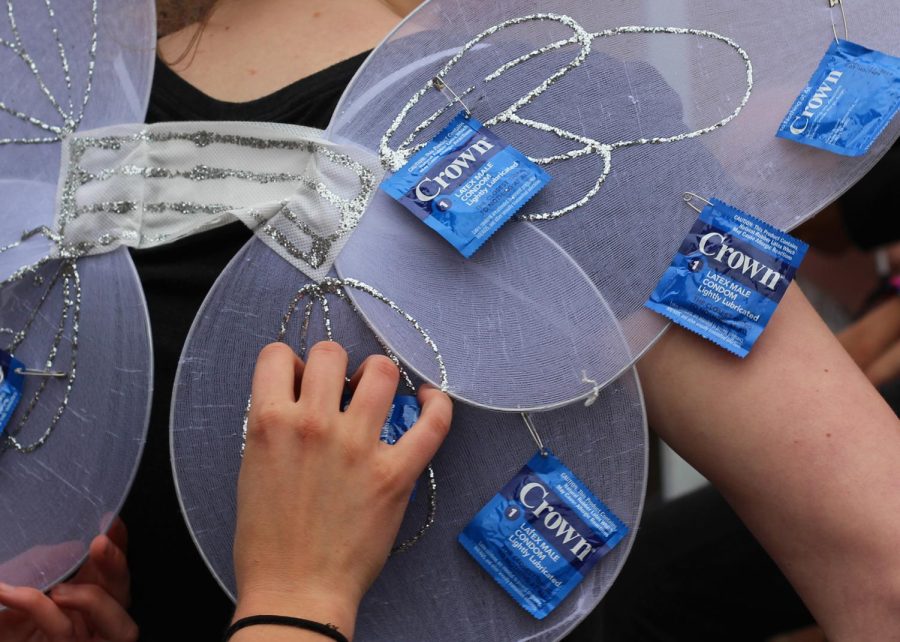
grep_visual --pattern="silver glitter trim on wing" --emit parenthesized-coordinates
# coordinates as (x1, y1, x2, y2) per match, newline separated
(56, 123, 384, 281)
(380, 14, 753, 222)
(239, 276, 448, 553)
(0, 0, 98, 145)
(1, 254, 80, 454)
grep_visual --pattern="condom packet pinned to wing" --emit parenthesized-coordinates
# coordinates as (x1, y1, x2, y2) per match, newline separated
(777, 39, 900, 156)
(381, 111, 551, 257)
(458, 450, 627, 620)
(646, 199, 808, 358)
(342, 393, 419, 444)
(378, 394, 420, 444)
(0, 350, 25, 436)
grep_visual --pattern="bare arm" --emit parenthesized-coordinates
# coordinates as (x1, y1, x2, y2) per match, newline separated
(639, 284, 900, 641)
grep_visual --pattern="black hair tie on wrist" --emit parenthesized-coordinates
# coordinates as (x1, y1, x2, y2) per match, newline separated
(224, 615, 350, 642)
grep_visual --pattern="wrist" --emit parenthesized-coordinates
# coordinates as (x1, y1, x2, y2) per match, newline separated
(233, 586, 359, 641)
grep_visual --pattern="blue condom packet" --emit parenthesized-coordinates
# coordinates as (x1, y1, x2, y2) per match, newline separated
(380, 111, 551, 258)
(458, 450, 628, 620)
(0, 350, 25, 436)
(341, 393, 420, 445)
(377, 395, 420, 445)
(776, 39, 900, 156)
(645, 199, 808, 358)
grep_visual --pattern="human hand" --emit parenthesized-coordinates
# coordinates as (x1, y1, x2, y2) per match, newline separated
(864, 335, 900, 387)
(0, 518, 137, 641)
(232, 341, 452, 640)
(838, 296, 900, 379)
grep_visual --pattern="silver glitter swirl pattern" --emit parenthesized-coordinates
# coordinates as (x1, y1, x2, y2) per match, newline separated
(238, 277, 448, 553)
(1, 256, 80, 454)
(247, 206, 332, 270)
(0, 0, 98, 145)
(0, 238, 22, 254)
(0, 220, 107, 454)
(0, 227, 60, 291)
(380, 14, 754, 221)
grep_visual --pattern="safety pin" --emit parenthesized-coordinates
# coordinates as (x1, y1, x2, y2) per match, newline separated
(683, 192, 712, 214)
(432, 77, 472, 118)
(521, 412, 549, 457)
(14, 367, 67, 378)
(829, 0, 848, 43)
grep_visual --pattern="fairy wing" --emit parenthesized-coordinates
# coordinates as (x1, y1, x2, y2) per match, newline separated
(171, 237, 648, 641)
(0, 0, 154, 591)
(329, 0, 900, 410)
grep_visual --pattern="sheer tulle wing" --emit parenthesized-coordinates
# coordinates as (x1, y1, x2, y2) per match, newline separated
(330, 0, 900, 409)
(0, 0, 154, 591)
(172, 236, 648, 642)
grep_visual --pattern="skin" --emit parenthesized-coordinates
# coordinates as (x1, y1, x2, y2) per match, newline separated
(159, 0, 420, 102)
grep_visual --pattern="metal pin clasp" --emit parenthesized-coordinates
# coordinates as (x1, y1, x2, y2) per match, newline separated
(521, 412, 549, 457)
(14, 367, 67, 378)
(431, 77, 472, 118)
(829, 0, 848, 43)
(683, 192, 713, 214)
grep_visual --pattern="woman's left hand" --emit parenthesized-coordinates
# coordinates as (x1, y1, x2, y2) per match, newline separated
(0, 517, 137, 642)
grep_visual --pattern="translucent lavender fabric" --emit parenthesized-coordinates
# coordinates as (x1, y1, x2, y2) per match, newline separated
(0, 0, 154, 590)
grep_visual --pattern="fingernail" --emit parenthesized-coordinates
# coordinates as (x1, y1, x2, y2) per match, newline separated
(0, 582, 11, 593)
(52, 584, 70, 596)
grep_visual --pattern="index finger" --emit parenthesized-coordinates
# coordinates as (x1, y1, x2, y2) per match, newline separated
(51, 584, 138, 642)
(84, 533, 130, 607)
(250, 343, 304, 409)
(392, 385, 452, 479)
(106, 517, 128, 554)
(0, 583, 75, 641)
